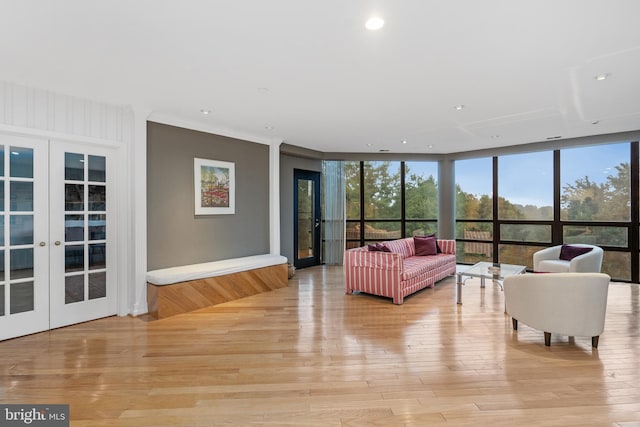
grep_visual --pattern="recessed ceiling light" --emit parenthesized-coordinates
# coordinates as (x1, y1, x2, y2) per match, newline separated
(257, 87, 270, 94)
(454, 105, 465, 111)
(592, 120, 600, 125)
(427, 145, 434, 149)
(200, 109, 211, 115)
(264, 125, 274, 131)
(366, 143, 372, 147)
(365, 16, 384, 31)
(491, 135, 500, 139)
(401, 140, 407, 144)
(594, 73, 610, 81)
(379, 149, 390, 152)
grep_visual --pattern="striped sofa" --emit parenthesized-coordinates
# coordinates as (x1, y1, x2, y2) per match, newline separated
(345, 237, 457, 304)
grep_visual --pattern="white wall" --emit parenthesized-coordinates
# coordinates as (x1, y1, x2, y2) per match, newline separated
(0, 80, 138, 316)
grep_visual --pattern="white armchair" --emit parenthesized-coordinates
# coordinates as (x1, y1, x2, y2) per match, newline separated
(533, 244, 603, 273)
(504, 273, 610, 347)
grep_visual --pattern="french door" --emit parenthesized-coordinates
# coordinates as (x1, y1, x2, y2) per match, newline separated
(0, 135, 116, 340)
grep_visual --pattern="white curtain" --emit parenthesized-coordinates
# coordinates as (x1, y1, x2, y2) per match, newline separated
(323, 161, 345, 265)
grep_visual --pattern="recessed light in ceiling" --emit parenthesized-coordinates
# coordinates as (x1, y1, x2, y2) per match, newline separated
(265, 125, 274, 131)
(200, 109, 211, 115)
(427, 145, 434, 149)
(366, 143, 372, 147)
(592, 120, 600, 125)
(594, 73, 610, 81)
(257, 87, 270, 94)
(491, 135, 500, 139)
(454, 105, 465, 111)
(365, 16, 384, 31)
(379, 149, 390, 152)
(401, 140, 407, 144)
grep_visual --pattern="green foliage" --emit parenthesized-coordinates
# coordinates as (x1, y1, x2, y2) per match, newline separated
(561, 162, 630, 221)
(344, 161, 439, 233)
(405, 165, 438, 219)
(345, 161, 361, 220)
(363, 161, 401, 219)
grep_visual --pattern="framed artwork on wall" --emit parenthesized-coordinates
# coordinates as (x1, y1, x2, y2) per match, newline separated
(194, 158, 235, 215)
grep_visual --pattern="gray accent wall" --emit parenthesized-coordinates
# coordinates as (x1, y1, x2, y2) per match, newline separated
(279, 153, 322, 264)
(147, 121, 270, 270)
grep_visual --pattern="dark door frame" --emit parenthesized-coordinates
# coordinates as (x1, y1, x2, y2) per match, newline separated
(293, 169, 321, 268)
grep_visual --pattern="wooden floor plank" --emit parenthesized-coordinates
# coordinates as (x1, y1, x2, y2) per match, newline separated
(1, 266, 639, 426)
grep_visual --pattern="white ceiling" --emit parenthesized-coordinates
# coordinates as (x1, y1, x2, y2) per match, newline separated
(2, 0, 640, 154)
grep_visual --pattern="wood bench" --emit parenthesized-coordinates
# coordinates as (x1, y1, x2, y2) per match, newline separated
(146, 254, 288, 319)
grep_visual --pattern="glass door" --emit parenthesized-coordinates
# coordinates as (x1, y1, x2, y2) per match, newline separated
(49, 140, 116, 329)
(294, 169, 321, 268)
(0, 135, 49, 341)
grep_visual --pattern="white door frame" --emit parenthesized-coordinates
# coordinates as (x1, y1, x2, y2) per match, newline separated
(0, 127, 131, 326)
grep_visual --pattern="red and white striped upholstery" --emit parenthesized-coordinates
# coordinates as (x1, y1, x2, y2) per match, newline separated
(383, 238, 415, 258)
(344, 239, 456, 304)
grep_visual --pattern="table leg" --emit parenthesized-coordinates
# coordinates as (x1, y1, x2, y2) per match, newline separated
(457, 273, 463, 304)
(480, 275, 485, 288)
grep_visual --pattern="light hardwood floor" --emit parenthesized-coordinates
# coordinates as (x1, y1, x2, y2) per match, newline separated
(1, 266, 639, 426)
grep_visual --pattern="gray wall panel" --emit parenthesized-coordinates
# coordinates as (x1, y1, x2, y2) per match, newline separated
(147, 121, 269, 270)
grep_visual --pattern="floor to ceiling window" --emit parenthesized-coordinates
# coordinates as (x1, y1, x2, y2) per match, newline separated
(455, 140, 638, 282)
(345, 160, 361, 249)
(363, 161, 402, 241)
(405, 162, 439, 237)
(498, 151, 554, 267)
(345, 160, 438, 248)
(335, 139, 637, 281)
(456, 157, 493, 263)
(560, 142, 632, 280)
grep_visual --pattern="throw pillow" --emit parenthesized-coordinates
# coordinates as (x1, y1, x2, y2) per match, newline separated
(378, 243, 392, 252)
(415, 234, 442, 253)
(414, 236, 438, 256)
(368, 243, 392, 252)
(559, 244, 593, 261)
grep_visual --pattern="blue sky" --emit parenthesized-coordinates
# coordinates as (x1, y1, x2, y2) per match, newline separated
(405, 161, 438, 180)
(368, 142, 629, 207)
(456, 142, 629, 207)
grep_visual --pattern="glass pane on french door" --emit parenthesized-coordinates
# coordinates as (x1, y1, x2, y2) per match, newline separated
(49, 141, 116, 329)
(0, 135, 49, 341)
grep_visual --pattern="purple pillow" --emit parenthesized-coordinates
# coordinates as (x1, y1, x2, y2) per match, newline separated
(414, 236, 438, 256)
(559, 244, 593, 261)
(368, 243, 391, 252)
(415, 234, 442, 253)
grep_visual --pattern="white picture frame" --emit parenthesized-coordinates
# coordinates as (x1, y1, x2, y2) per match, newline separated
(194, 158, 235, 215)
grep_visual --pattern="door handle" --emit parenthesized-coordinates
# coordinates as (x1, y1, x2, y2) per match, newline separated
(314, 219, 320, 228)
(54, 241, 61, 246)
(39, 241, 46, 247)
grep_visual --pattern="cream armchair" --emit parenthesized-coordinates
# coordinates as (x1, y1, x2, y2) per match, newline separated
(533, 244, 603, 273)
(504, 273, 610, 347)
